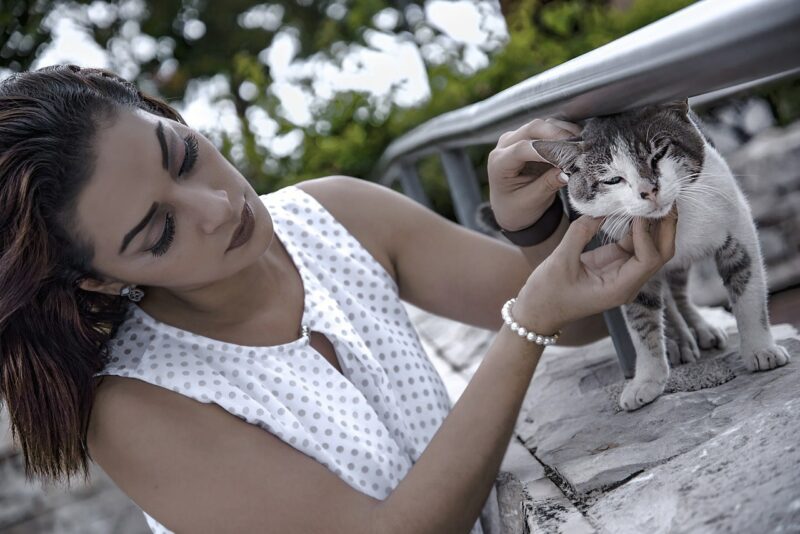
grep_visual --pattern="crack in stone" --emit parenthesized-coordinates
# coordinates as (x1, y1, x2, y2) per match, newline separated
(526, 443, 602, 531)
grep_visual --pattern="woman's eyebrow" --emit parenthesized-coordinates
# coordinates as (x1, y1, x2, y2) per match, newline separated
(116, 122, 171, 255)
(119, 202, 159, 254)
(155, 121, 169, 171)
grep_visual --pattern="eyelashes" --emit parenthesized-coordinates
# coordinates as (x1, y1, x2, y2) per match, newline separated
(149, 212, 175, 257)
(178, 133, 199, 177)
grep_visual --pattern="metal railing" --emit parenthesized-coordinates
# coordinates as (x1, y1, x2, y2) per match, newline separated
(375, 0, 800, 378)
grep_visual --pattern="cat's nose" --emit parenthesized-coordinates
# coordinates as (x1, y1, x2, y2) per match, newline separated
(639, 184, 659, 200)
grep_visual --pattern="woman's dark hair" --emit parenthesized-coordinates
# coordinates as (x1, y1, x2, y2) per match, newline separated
(0, 64, 185, 484)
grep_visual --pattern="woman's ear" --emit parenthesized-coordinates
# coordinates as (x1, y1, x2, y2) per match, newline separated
(77, 277, 126, 297)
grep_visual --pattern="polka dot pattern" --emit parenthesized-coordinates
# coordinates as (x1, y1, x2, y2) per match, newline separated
(96, 186, 485, 534)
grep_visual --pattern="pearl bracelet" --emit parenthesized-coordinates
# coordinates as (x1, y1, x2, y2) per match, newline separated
(501, 298, 561, 346)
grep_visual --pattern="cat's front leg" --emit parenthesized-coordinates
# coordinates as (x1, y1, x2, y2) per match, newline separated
(665, 266, 728, 351)
(663, 284, 700, 366)
(620, 277, 670, 411)
(714, 232, 790, 371)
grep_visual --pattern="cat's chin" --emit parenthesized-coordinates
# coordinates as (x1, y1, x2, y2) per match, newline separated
(644, 202, 675, 219)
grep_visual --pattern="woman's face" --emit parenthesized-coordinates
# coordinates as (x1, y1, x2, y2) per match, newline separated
(75, 107, 274, 294)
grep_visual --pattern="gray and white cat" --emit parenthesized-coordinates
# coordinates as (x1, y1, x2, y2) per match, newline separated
(528, 101, 790, 411)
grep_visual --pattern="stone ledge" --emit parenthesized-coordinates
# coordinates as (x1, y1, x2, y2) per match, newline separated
(514, 307, 799, 533)
(405, 303, 495, 371)
(586, 397, 800, 533)
(497, 439, 595, 534)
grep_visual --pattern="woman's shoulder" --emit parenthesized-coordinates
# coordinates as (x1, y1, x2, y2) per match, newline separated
(283, 176, 400, 282)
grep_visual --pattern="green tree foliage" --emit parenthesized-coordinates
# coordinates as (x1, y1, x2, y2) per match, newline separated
(2, 0, 798, 219)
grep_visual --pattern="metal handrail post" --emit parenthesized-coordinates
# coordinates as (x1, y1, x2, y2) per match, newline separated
(440, 149, 482, 231)
(398, 163, 432, 210)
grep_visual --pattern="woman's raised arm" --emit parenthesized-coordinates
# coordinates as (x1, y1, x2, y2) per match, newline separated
(299, 175, 606, 344)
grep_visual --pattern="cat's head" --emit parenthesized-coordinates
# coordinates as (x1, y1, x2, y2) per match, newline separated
(532, 100, 705, 219)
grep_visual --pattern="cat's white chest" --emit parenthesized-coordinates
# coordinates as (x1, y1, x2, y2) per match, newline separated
(667, 147, 748, 268)
(669, 199, 724, 265)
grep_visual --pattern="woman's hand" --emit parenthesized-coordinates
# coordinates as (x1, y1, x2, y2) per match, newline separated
(512, 209, 678, 335)
(488, 117, 581, 231)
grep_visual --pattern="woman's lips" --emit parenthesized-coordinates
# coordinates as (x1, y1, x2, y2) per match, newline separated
(226, 201, 254, 252)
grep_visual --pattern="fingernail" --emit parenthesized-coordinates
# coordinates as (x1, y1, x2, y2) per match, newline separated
(558, 172, 569, 184)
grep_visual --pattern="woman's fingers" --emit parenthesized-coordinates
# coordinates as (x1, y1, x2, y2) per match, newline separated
(545, 118, 582, 136)
(490, 142, 568, 189)
(580, 241, 632, 270)
(610, 218, 658, 289)
(631, 217, 660, 267)
(616, 230, 634, 254)
(531, 167, 569, 196)
(559, 215, 604, 270)
(489, 139, 548, 175)
(496, 118, 575, 149)
(656, 204, 679, 260)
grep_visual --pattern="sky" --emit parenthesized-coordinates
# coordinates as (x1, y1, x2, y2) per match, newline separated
(23, 1, 508, 158)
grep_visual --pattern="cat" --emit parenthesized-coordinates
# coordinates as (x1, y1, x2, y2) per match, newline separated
(498, 100, 789, 411)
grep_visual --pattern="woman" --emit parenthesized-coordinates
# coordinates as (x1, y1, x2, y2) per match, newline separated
(0, 65, 675, 533)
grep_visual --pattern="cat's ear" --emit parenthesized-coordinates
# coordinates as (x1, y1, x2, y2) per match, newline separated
(531, 139, 582, 170)
(662, 99, 689, 116)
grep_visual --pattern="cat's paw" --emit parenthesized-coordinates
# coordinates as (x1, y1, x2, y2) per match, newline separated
(742, 345, 791, 372)
(691, 322, 728, 351)
(619, 379, 667, 411)
(666, 330, 700, 366)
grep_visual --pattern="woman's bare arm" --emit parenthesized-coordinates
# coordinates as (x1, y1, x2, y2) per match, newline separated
(298, 176, 606, 345)
(89, 327, 542, 534)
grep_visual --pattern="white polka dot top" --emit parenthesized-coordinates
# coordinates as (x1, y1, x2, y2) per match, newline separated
(95, 185, 490, 534)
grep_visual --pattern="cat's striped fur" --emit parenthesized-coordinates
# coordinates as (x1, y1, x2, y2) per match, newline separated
(532, 101, 789, 411)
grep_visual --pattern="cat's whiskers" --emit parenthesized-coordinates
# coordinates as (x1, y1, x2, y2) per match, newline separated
(680, 170, 750, 185)
(613, 213, 633, 239)
(599, 210, 624, 245)
(676, 174, 739, 206)
(679, 183, 738, 206)
(601, 208, 632, 245)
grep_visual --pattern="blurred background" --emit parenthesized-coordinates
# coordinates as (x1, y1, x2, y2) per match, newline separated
(1, 0, 799, 532)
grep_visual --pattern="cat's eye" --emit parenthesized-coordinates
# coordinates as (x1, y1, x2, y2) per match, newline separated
(602, 176, 624, 185)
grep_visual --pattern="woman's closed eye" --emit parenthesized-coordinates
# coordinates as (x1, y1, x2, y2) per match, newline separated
(149, 212, 175, 257)
(178, 133, 199, 177)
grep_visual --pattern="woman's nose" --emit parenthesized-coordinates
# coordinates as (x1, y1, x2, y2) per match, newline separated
(195, 188, 235, 234)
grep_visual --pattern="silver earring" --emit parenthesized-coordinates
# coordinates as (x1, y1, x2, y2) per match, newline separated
(120, 285, 145, 302)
